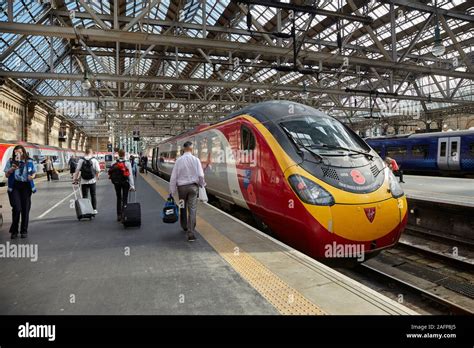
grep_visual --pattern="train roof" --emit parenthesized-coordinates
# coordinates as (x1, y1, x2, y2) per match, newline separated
(158, 100, 330, 145)
(366, 129, 474, 141)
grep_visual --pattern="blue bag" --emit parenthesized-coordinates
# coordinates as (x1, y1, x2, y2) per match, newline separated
(162, 195, 179, 223)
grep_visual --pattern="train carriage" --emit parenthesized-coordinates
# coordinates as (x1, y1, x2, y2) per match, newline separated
(146, 101, 408, 261)
(0, 140, 85, 185)
(366, 130, 474, 176)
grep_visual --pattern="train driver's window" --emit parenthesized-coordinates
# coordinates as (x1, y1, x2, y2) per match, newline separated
(241, 126, 256, 151)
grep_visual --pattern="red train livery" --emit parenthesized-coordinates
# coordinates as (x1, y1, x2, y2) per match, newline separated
(146, 101, 408, 260)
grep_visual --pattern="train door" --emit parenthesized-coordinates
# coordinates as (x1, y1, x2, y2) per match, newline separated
(437, 137, 461, 170)
(237, 123, 258, 206)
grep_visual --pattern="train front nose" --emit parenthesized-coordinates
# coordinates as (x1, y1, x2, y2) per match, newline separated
(329, 197, 407, 251)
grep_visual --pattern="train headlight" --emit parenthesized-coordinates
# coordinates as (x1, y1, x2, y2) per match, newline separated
(288, 174, 335, 206)
(388, 171, 404, 198)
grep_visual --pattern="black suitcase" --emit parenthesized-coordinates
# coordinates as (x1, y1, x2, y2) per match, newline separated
(122, 191, 141, 228)
(51, 170, 59, 181)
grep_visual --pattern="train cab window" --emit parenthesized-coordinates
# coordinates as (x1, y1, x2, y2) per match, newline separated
(470, 143, 474, 156)
(411, 145, 429, 158)
(241, 126, 256, 151)
(386, 146, 407, 157)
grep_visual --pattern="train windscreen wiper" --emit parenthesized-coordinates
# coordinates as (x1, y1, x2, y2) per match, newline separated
(311, 143, 373, 160)
(280, 125, 325, 163)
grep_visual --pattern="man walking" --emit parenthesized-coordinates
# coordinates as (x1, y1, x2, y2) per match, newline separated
(169, 141, 205, 242)
(141, 155, 148, 174)
(73, 148, 101, 215)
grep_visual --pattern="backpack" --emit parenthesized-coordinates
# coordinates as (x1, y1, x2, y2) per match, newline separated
(80, 158, 95, 180)
(162, 196, 179, 223)
(108, 160, 130, 185)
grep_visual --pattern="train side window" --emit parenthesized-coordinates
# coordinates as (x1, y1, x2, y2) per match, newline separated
(241, 126, 256, 151)
(412, 145, 429, 158)
(199, 137, 209, 162)
(386, 146, 406, 157)
(440, 142, 446, 157)
(470, 143, 474, 156)
(372, 147, 382, 155)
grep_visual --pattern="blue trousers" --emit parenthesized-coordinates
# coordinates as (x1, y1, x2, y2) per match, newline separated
(8, 181, 32, 235)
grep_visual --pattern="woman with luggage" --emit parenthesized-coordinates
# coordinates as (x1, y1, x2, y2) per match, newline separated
(108, 149, 135, 222)
(3, 145, 36, 239)
(41, 156, 54, 181)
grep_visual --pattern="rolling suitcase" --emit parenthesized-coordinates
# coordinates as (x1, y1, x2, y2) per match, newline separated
(51, 170, 59, 181)
(73, 184, 94, 221)
(122, 191, 141, 228)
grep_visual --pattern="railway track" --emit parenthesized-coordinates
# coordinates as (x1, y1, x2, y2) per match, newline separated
(357, 262, 474, 315)
(397, 238, 474, 271)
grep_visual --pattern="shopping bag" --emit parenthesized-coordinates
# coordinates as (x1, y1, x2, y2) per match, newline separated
(198, 186, 208, 203)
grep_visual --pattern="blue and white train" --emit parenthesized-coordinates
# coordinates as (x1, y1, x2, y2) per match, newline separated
(365, 129, 474, 176)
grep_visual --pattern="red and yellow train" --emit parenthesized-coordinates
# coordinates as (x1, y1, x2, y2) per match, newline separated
(145, 101, 408, 260)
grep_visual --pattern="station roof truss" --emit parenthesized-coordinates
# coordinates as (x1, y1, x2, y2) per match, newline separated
(0, 0, 473, 139)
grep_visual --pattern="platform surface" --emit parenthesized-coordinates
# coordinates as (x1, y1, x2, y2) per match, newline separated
(402, 175, 474, 207)
(0, 171, 416, 315)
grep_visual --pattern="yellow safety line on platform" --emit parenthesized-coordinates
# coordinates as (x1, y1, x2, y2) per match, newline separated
(140, 173, 326, 315)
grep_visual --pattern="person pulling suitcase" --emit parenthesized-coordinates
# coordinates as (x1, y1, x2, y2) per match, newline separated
(73, 148, 100, 215)
(72, 183, 94, 220)
(108, 149, 135, 222)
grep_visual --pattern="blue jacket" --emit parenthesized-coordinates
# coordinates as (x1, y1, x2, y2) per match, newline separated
(5, 159, 37, 193)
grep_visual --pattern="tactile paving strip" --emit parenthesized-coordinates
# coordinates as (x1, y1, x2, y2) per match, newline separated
(142, 173, 326, 315)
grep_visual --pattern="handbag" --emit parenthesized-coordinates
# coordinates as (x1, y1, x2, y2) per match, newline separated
(162, 195, 179, 223)
(198, 186, 208, 203)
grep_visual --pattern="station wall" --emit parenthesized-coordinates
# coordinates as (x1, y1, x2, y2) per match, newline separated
(0, 85, 24, 141)
(0, 84, 87, 151)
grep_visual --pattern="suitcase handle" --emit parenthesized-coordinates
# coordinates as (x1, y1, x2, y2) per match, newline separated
(128, 189, 137, 203)
(72, 183, 82, 200)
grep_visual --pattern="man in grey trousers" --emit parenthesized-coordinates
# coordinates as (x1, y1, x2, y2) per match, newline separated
(169, 141, 206, 242)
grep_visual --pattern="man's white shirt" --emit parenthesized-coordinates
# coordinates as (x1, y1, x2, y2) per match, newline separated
(169, 152, 205, 194)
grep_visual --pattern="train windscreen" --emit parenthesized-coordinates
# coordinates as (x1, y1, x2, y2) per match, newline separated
(280, 115, 370, 155)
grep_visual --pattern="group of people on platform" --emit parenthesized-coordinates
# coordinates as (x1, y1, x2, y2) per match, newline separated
(3, 142, 403, 243)
(2, 144, 204, 243)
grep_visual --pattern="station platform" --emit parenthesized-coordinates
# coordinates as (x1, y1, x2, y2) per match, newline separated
(402, 175, 474, 207)
(0, 171, 417, 315)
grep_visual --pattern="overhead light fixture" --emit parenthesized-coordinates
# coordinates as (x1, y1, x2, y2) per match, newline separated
(81, 71, 91, 90)
(431, 0, 445, 57)
(431, 23, 445, 57)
